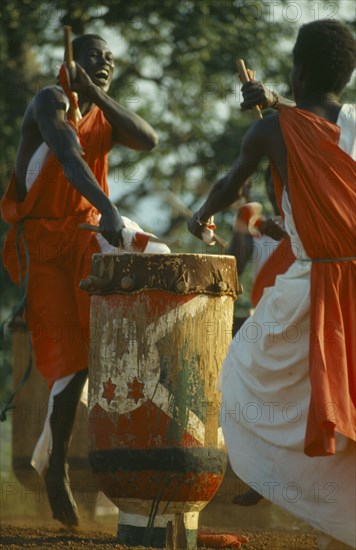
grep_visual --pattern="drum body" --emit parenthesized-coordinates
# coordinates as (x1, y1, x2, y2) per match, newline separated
(84, 253, 238, 547)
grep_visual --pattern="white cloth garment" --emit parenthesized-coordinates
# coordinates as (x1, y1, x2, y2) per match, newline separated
(25, 87, 71, 192)
(219, 104, 356, 547)
(31, 374, 75, 476)
(96, 216, 171, 255)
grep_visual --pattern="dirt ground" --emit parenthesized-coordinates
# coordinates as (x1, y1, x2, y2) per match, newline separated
(0, 522, 319, 549)
(0, 487, 320, 549)
(0, 419, 320, 549)
(0, 467, 320, 549)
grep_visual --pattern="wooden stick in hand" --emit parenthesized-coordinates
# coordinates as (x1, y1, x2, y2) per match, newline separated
(164, 190, 227, 248)
(236, 59, 263, 120)
(63, 25, 79, 128)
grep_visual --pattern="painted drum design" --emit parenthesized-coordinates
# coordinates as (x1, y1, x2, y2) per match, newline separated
(85, 253, 238, 547)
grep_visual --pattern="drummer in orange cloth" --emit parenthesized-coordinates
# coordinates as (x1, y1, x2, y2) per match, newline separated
(188, 20, 355, 549)
(1, 34, 158, 526)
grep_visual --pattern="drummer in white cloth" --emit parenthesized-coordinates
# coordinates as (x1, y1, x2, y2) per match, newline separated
(188, 19, 355, 550)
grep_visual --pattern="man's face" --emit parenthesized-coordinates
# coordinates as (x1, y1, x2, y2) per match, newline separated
(77, 38, 114, 92)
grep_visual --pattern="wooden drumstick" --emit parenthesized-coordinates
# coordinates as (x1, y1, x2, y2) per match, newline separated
(163, 191, 227, 248)
(63, 25, 79, 128)
(236, 59, 263, 120)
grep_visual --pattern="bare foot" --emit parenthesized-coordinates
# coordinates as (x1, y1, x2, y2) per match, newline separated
(45, 463, 79, 527)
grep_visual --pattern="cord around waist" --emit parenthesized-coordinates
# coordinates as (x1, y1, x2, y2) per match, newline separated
(298, 256, 356, 263)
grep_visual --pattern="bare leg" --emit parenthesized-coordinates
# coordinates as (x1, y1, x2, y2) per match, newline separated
(45, 369, 87, 526)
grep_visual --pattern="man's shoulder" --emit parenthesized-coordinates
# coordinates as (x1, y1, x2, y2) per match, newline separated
(242, 110, 285, 163)
(33, 85, 69, 110)
(260, 110, 281, 128)
(246, 111, 281, 142)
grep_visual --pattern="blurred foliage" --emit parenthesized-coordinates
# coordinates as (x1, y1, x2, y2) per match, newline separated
(0, 1, 355, 397)
(1, 0, 296, 207)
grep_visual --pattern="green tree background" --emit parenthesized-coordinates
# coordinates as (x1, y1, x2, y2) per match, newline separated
(1, 0, 355, 402)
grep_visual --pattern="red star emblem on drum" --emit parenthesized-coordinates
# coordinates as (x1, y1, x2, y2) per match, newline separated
(102, 377, 117, 405)
(127, 377, 145, 403)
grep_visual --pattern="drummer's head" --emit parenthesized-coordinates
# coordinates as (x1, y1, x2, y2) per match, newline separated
(72, 34, 114, 92)
(72, 34, 106, 59)
(291, 20, 355, 101)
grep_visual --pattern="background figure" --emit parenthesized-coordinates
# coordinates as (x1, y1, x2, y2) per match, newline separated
(229, 167, 294, 313)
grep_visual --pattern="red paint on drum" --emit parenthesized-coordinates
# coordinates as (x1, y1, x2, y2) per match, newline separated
(89, 402, 203, 450)
(101, 291, 195, 324)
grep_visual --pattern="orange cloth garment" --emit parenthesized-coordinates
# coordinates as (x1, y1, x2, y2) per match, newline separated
(198, 530, 248, 548)
(271, 106, 356, 457)
(1, 106, 112, 387)
(250, 237, 294, 307)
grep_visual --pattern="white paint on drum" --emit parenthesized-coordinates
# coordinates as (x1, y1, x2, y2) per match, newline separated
(118, 508, 201, 529)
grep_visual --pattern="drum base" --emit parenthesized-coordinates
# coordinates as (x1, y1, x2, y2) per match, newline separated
(117, 510, 199, 548)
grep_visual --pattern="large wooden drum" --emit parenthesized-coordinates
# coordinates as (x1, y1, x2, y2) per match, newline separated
(82, 253, 238, 547)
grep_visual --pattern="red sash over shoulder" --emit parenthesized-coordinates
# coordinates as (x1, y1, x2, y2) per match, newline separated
(271, 107, 356, 457)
